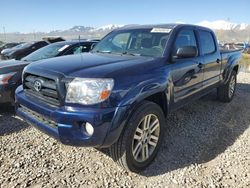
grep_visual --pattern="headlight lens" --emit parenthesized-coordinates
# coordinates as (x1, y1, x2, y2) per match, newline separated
(65, 78, 114, 105)
(22, 67, 27, 83)
(0, 72, 16, 85)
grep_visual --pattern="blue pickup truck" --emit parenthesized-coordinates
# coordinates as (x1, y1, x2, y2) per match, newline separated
(15, 24, 241, 172)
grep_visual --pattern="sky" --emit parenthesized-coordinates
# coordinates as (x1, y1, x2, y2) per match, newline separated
(0, 0, 249, 33)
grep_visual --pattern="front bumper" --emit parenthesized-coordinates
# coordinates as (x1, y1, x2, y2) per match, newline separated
(15, 86, 128, 148)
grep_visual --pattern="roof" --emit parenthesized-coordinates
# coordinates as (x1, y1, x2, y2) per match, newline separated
(115, 23, 211, 31)
(50, 40, 98, 46)
(118, 24, 179, 30)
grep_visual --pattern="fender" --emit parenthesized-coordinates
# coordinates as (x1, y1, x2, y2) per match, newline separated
(118, 75, 171, 109)
(102, 75, 172, 147)
(222, 53, 241, 84)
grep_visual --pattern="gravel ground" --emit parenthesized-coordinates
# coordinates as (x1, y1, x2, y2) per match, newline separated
(0, 72, 250, 188)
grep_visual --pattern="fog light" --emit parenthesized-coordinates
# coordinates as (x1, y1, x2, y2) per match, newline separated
(85, 122, 94, 136)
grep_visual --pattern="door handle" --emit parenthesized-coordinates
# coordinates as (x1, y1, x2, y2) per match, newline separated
(198, 63, 204, 69)
(216, 59, 221, 63)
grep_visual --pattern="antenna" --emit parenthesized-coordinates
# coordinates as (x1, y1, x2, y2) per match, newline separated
(78, 35, 82, 53)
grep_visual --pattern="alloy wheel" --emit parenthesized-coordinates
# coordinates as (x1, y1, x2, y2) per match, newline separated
(132, 114, 160, 162)
(229, 75, 236, 98)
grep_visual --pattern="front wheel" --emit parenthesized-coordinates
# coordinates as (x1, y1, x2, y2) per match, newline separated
(110, 101, 165, 172)
(217, 70, 237, 102)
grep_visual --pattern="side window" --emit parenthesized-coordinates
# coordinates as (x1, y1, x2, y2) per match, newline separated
(112, 33, 130, 48)
(72, 46, 82, 54)
(81, 44, 91, 52)
(64, 44, 92, 55)
(173, 30, 197, 56)
(64, 46, 81, 55)
(199, 31, 216, 55)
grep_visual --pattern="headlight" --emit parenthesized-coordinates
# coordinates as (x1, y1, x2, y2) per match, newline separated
(65, 78, 114, 105)
(22, 66, 27, 83)
(0, 72, 16, 85)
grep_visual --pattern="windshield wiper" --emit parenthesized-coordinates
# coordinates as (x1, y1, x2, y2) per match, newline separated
(95, 50, 126, 56)
(122, 51, 141, 56)
(94, 50, 140, 56)
(94, 50, 112, 54)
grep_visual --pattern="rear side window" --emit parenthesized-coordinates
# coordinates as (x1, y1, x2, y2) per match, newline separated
(173, 29, 197, 56)
(199, 31, 216, 55)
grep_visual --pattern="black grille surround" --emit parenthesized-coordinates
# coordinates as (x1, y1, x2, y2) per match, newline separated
(23, 73, 67, 107)
(19, 105, 57, 129)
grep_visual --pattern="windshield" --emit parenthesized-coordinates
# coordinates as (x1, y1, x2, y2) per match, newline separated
(22, 43, 70, 61)
(92, 28, 170, 58)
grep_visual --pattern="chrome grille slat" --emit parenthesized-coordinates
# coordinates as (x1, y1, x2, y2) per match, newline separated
(41, 89, 58, 98)
(23, 73, 60, 107)
(25, 75, 57, 90)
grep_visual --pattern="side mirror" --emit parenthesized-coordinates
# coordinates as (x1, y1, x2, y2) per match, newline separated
(176, 46, 198, 58)
(91, 43, 97, 50)
(31, 46, 36, 50)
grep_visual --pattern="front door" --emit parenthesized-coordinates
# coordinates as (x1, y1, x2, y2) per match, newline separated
(171, 29, 204, 104)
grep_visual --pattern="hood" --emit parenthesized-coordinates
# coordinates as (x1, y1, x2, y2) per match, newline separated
(27, 53, 158, 78)
(0, 59, 28, 67)
(0, 59, 29, 74)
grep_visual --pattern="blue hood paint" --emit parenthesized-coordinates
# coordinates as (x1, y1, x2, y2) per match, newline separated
(27, 52, 162, 78)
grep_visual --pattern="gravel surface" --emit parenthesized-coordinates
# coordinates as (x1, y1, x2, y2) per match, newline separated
(0, 72, 250, 188)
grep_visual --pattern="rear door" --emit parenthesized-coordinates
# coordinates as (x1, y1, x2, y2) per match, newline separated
(198, 30, 221, 87)
(171, 28, 204, 103)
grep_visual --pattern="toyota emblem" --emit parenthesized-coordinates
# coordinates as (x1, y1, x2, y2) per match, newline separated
(34, 80, 42, 92)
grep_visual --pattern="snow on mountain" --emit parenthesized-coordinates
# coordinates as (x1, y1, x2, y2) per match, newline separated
(46, 21, 250, 36)
(238, 23, 248, 30)
(197, 20, 249, 30)
(68, 26, 94, 32)
(94, 24, 124, 31)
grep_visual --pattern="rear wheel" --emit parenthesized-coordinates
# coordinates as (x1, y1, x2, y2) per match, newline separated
(217, 70, 237, 102)
(110, 101, 165, 172)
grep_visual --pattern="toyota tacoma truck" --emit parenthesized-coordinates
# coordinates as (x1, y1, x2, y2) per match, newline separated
(15, 24, 241, 172)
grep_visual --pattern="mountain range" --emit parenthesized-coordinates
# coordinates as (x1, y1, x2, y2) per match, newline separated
(52, 21, 250, 33)
(0, 20, 249, 43)
(197, 20, 250, 31)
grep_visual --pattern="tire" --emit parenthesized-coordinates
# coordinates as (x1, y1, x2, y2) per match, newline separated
(217, 70, 237, 102)
(110, 101, 165, 172)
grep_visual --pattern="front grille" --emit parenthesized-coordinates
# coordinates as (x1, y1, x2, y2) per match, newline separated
(19, 105, 57, 129)
(23, 73, 60, 107)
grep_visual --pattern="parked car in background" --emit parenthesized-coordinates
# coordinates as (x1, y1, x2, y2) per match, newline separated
(0, 41, 50, 60)
(42, 36, 65, 43)
(247, 48, 250, 54)
(235, 42, 249, 52)
(21, 39, 97, 62)
(0, 42, 26, 58)
(0, 42, 21, 58)
(0, 39, 98, 104)
(15, 24, 241, 172)
(0, 42, 20, 52)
